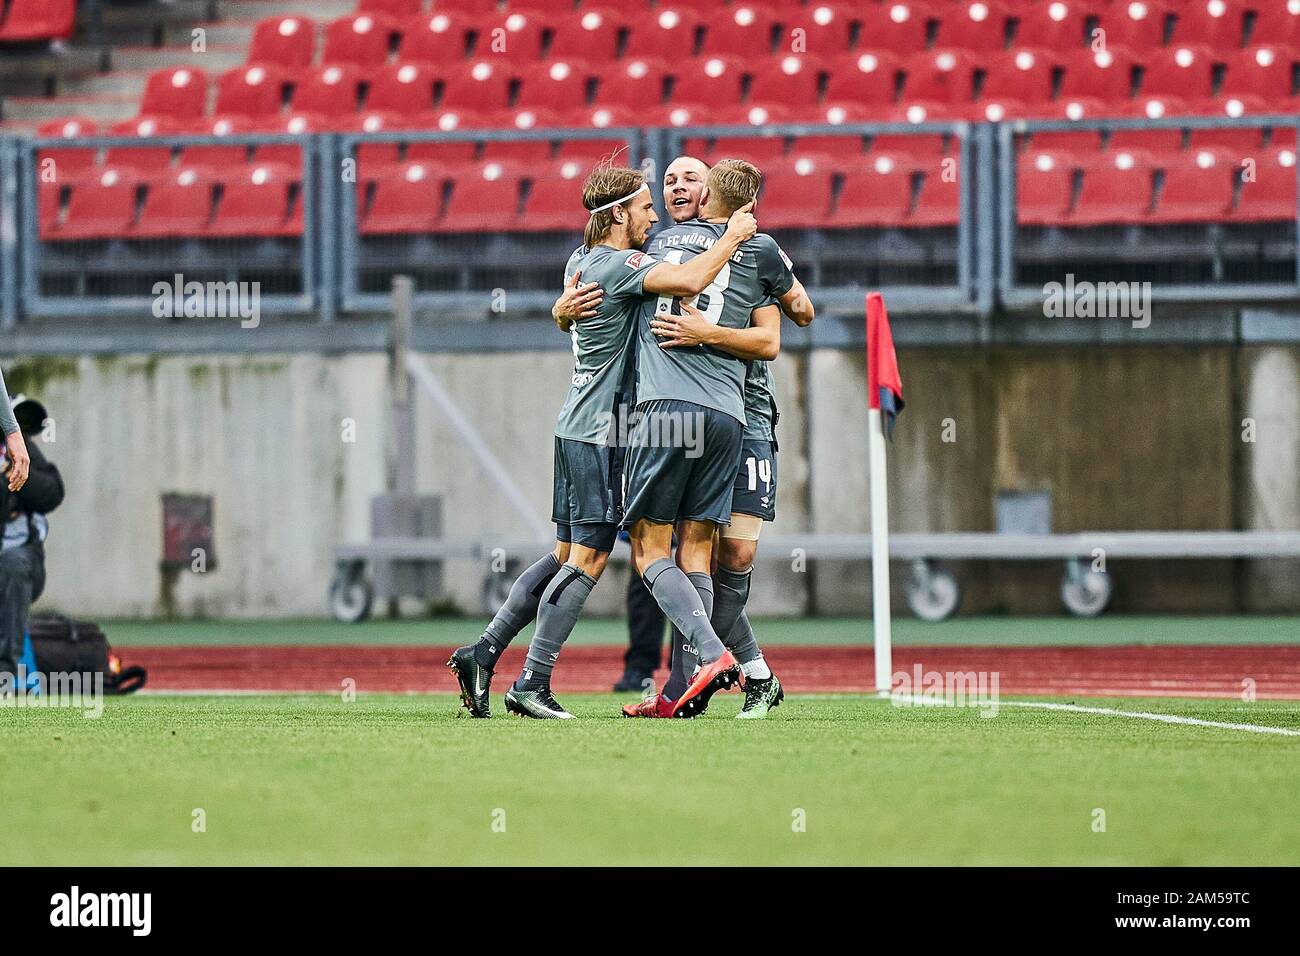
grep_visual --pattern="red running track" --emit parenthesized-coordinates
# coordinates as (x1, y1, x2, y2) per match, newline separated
(117, 644, 1300, 700)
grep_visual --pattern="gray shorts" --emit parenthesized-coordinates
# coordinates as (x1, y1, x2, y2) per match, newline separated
(552, 436, 621, 552)
(731, 438, 777, 521)
(622, 399, 744, 527)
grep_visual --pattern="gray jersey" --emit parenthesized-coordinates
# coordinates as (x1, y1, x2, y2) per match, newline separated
(635, 220, 795, 424)
(554, 243, 660, 445)
(743, 359, 777, 442)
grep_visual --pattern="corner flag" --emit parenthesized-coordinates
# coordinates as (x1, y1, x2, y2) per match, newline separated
(866, 291, 904, 438)
(865, 292, 902, 695)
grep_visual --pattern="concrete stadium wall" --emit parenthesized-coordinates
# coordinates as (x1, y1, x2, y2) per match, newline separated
(4, 344, 1296, 619)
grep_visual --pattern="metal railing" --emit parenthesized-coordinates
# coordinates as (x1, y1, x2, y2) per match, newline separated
(2, 117, 1298, 331)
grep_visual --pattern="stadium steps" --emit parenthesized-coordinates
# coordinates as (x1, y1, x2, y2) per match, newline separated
(0, 46, 105, 98)
(163, 21, 260, 49)
(0, 93, 138, 125)
(216, 0, 355, 22)
(94, 0, 218, 46)
(110, 44, 248, 73)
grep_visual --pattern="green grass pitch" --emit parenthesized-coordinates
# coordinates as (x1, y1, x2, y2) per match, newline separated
(2, 692, 1298, 866)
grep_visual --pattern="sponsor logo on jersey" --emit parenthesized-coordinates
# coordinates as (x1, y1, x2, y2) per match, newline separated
(625, 251, 647, 269)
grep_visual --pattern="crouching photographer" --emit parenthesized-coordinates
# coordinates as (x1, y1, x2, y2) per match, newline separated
(0, 391, 63, 683)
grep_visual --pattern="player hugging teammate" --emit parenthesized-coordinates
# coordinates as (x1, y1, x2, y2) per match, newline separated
(448, 154, 812, 720)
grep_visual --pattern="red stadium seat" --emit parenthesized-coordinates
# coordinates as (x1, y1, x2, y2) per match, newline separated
(1169, 0, 1248, 48)
(1188, 125, 1265, 152)
(437, 164, 524, 231)
(54, 168, 139, 240)
(1140, 45, 1216, 100)
(860, 2, 933, 56)
(215, 65, 287, 119)
(748, 55, 824, 118)
(323, 12, 398, 67)
(557, 138, 631, 163)
(135, 168, 214, 238)
(778, 3, 856, 57)
(210, 165, 301, 237)
(291, 65, 362, 117)
(440, 60, 513, 114)
(1149, 148, 1236, 222)
(1096, 1, 1172, 51)
(1108, 127, 1183, 154)
(1013, 0, 1090, 50)
(140, 68, 209, 120)
(979, 49, 1057, 121)
(360, 161, 445, 234)
(248, 16, 315, 70)
(548, 9, 624, 62)
(1029, 129, 1104, 153)
(933, 1, 1012, 52)
(1233, 145, 1298, 220)
(435, 0, 498, 14)
(699, 4, 780, 57)
(823, 52, 902, 113)
(1220, 46, 1297, 101)
(1057, 47, 1136, 105)
(870, 131, 949, 161)
(832, 157, 914, 226)
(405, 139, 479, 166)
(519, 164, 588, 232)
(901, 50, 978, 106)
(397, 11, 471, 65)
(704, 135, 787, 166)
(1070, 151, 1157, 224)
(594, 58, 670, 109)
(912, 166, 961, 225)
(624, 7, 703, 59)
(105, 117, 179, 175)
(366, 63, 438, 114)
(476, 10, 547, 61)
(179, 116, 256, 173)
(0, 0, 76, 41)
(358, 0, 424, 18)
(516, 60, 593, 113)
(36, 118, 99, 181)
(757, 159, 834, 228)
(1251, 3, 1300, 46)
(582, 105, 640, 130)
(482, 139, 555, 164)
(667, 56, 746, 109)
(1017, 150, 1076, 224)
(250, 114, 327, 174)
(37, 180, 61, 240)
(790, 133, 869, 167)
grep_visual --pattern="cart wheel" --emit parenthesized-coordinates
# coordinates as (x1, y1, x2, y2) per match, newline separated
(330, 563, 373, 623)
(1060, 561, 1112, 617)
(906, 561, 961, 622)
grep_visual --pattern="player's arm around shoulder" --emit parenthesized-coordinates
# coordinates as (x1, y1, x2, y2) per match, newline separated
(553, 269, 605, 333)
(642, 203, 758, 297)
(779, 275, 815, 327)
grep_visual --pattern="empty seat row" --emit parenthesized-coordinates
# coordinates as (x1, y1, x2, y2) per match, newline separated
(249, 3, 1300, 72)
(1017, 144, 1297, 224)
(38, 167, 302, 241)
(118, 45, 1300, 138)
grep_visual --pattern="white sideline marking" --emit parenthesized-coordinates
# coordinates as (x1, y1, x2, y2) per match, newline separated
(1000, 700, 1300, 737)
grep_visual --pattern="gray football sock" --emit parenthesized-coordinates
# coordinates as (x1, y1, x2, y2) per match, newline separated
(475, 552, 562, 667)
(711, 565, 751, 648)
(518, 564, 597, 686)
(662, 627, 697, 702)
(724, 610, 763, 666)
(643, 557, 727, 664)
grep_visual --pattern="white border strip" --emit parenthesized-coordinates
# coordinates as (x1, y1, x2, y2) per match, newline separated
(1000, 699, 1300, 736)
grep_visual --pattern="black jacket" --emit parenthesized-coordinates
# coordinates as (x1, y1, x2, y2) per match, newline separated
(1, 440, 64, 546)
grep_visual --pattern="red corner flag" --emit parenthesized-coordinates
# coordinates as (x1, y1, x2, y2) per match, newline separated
(866, 292, 904, 438)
